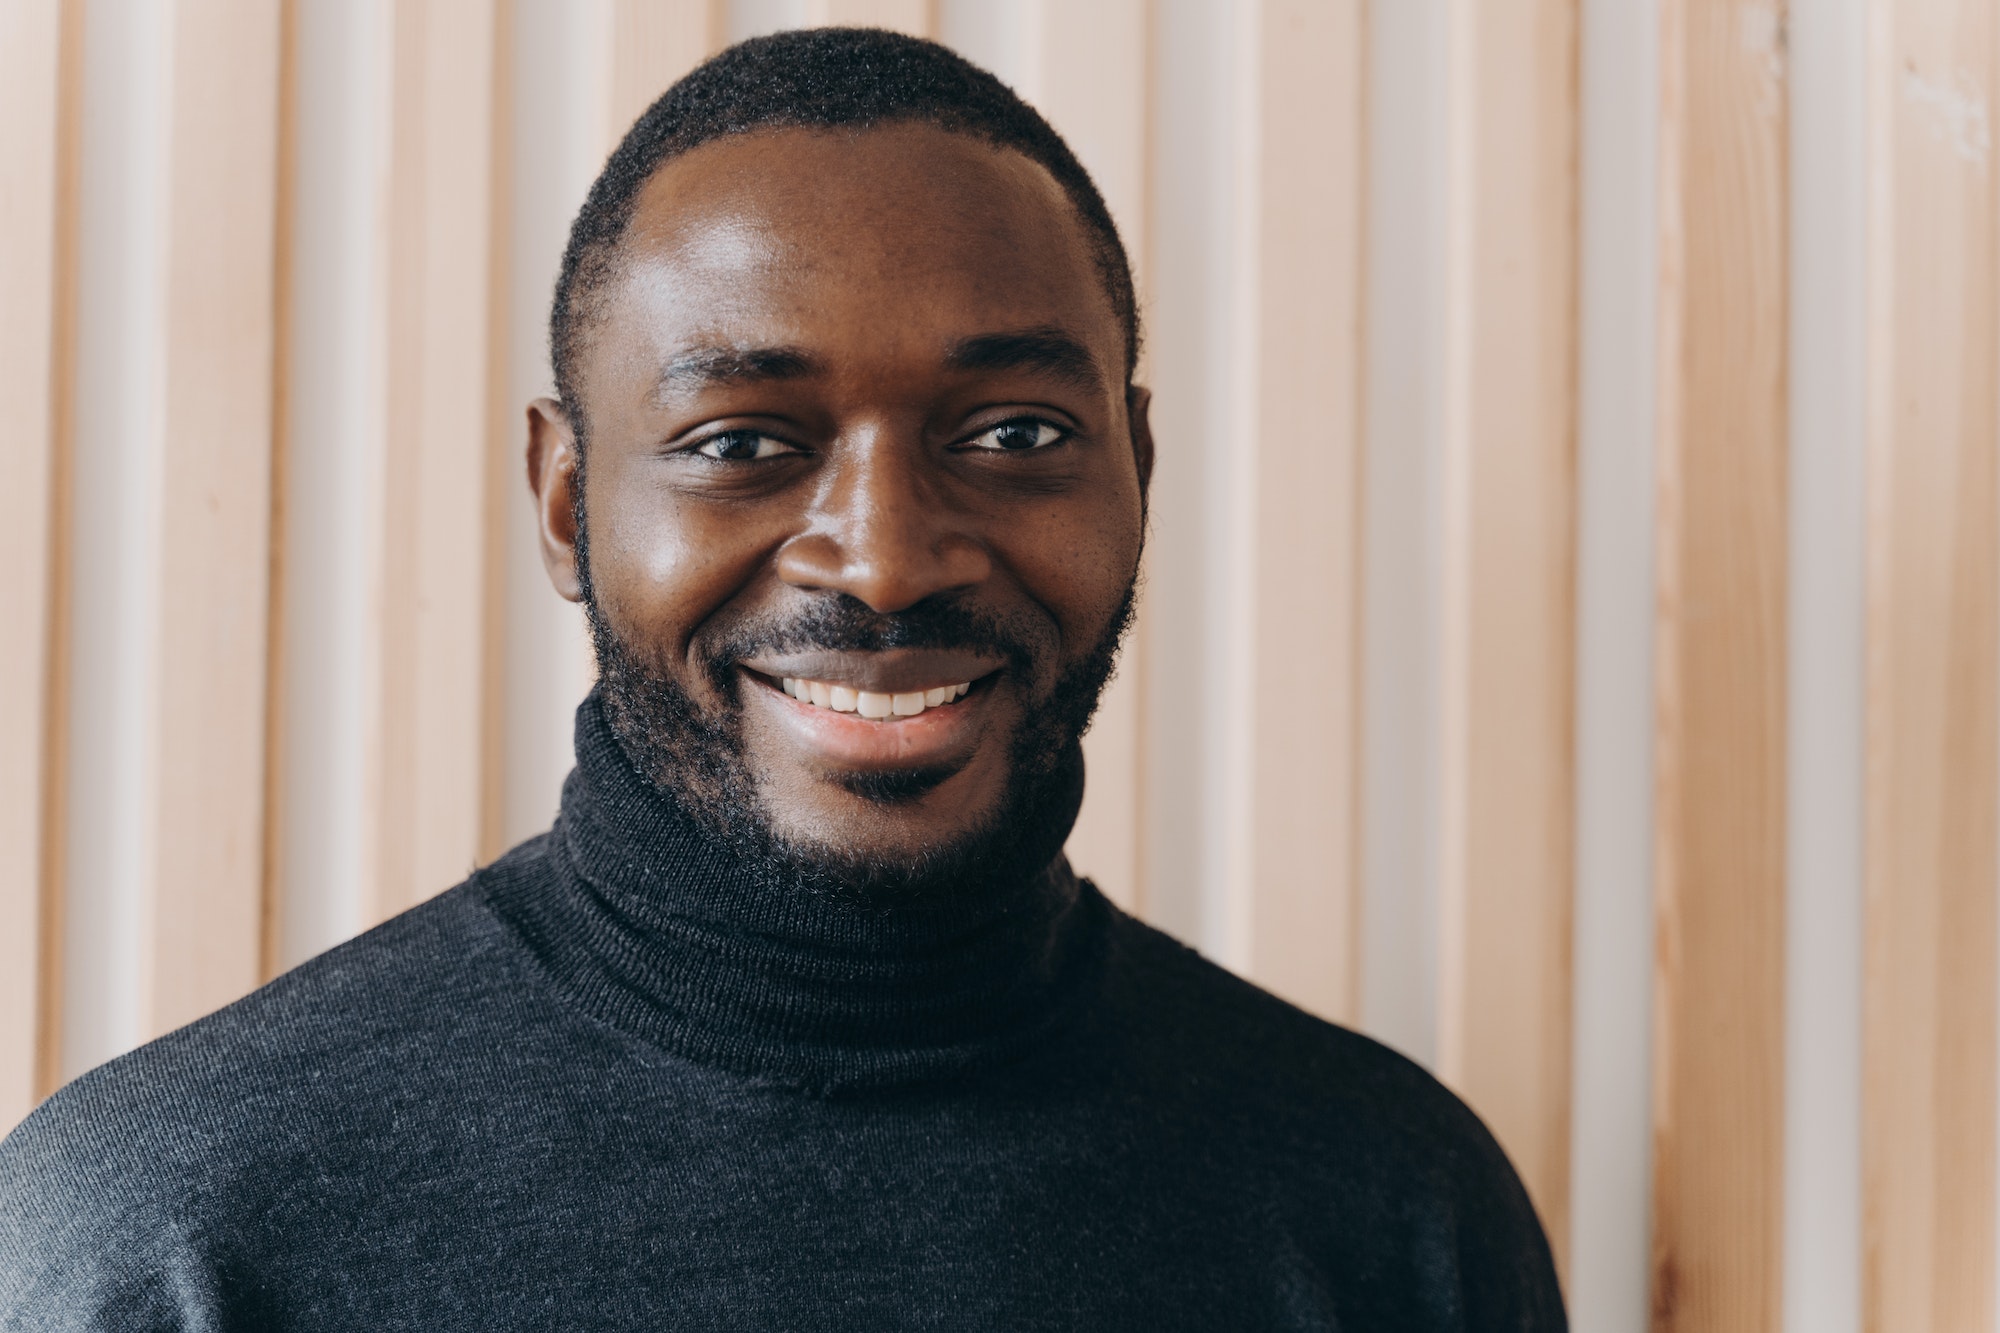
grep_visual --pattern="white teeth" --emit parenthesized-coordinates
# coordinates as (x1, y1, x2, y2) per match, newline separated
(777, 676, 974, 719)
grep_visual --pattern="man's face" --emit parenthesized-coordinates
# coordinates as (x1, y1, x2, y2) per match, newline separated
(529, 123, 1151, 889)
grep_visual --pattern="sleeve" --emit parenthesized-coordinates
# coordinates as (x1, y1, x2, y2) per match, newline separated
(1435, 1108, 1568, 1332)
(0, 1100, 226, 1333)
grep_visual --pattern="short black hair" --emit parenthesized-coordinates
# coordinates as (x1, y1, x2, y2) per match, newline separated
(548, 26, 1140, 425)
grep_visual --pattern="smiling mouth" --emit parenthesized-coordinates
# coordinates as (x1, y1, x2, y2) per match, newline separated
(773, 675, 974, 719)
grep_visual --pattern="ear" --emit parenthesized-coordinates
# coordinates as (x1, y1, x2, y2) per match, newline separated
(527, 397, 585, 604)
(1126, 384, 1156, 498)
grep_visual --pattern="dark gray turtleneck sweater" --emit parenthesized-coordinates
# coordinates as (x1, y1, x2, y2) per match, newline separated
(0, 698, 1563, 1330)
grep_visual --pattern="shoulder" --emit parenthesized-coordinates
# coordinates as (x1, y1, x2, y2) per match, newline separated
(0, 852, 545, 1323)
(1096, 903, 1459, 1127)
(24, 865, 519, 1122)
(1094, 903, 1565, 1325)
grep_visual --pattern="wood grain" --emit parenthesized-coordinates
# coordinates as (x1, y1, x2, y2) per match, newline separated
(374, 0, 503, 922)
(261, 0, 298, 982)
(149, 0, 284, 1036)
(480, 0, 517, 866)
(0, 0, 69, 1130)
(1437, 0, 1580, 1274)
(1862, 2, 1999, 1329)
(1648, 1, 1791, 1328)
(1235, 0, 1366, 1023)
(804, 0, 933, 35)
(612, 0, 724, 137)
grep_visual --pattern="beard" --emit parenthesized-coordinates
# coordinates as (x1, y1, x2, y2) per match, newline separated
(583, 576, 1137, 905)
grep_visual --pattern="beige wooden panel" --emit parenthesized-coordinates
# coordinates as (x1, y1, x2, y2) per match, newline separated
(1648, 1, 1790, 1328)
(1862, 2, 1999, 1328)
(1237, 0, 1364, 1024)
(804, 0, 932, 35)
(612, 0, 724, 135)
(1020, 0, 1150, 913)
(149, 0, 284, 1035)
(261, 0, 296, 980)
(0, 0, 70, 1127)
(372, 0, 503, 922)
(1437, 0, 1580, 1274)
(480, 1, 516, 866)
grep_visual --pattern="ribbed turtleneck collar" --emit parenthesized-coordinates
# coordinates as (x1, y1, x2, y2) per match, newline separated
(486, 694, 1106, 1093)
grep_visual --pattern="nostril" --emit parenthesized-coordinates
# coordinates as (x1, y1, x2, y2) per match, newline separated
(773, 531, 847, 593)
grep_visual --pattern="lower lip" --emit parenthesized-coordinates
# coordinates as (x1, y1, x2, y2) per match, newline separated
(740, 672, 992, 769)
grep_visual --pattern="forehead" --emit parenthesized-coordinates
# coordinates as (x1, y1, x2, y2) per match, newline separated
(584, 124, 1121, 394)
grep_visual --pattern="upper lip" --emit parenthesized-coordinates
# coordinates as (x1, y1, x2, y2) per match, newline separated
(740, 647, 1005, 695)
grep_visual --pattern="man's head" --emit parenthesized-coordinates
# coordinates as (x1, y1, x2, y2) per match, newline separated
(528, 28, 1152, 898)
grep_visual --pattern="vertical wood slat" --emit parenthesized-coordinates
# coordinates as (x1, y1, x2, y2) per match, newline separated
(612, 0, 725, 136)
(1568, 0, 1664, 1322)
(373, 0, 503, 922)
(271, 0, 402, 971)
(1437, 0, 1580, 1271)
(0, 0, 68, 1130)
(804, 0, 932, 34)
(496, 0, 613, 856)
(479, 0, 517, 865)
(149, 0, 284, 1035)
(1357, 0, 1452, 1066)
(33, 0, 84, 1105)
(1236, 0, 1366, 1023)
(1781, 3, 1869, 1328)
(1017, 0, 1150, 914)
(262, 0, 299, 980)
(1862, 2, 1999, 1328)
(1649, 1, 1791, 1328)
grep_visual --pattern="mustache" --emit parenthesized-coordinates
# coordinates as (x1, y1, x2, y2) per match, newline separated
(702, 593, 1048, 679)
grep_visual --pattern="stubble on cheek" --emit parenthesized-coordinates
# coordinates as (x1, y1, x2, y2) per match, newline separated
(587, 594, 755, 811)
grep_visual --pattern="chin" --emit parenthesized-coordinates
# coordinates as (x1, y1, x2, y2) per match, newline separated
(748, 775, 1031, 901)
(785, 773, 1007, 854)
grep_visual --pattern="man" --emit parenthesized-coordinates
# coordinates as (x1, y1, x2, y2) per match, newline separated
(1, 29, 1562, 1329)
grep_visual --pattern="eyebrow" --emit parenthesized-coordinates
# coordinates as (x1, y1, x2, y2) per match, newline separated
(655, 345, 820, 398)
(943, 328, 1108, 396)
(652, 328, 1108, 400)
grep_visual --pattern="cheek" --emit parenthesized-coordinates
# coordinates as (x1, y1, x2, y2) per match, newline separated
(586, 475, 768, 658)
(1000, 489, 1143, 647)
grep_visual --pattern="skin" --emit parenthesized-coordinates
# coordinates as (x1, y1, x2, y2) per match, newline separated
(528, 123, 1152, 866)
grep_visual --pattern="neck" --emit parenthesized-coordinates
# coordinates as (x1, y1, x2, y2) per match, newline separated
(491, 695, 1105, 1092)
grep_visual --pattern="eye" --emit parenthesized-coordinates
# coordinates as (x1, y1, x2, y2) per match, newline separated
(960, 418, 1068, 452)
(691, 429, 798, 461)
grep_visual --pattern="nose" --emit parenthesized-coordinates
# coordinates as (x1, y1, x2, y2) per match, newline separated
(775, 427, 992, 613)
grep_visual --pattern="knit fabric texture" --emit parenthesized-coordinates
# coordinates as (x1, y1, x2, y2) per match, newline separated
(0, 696, 1564, 1330)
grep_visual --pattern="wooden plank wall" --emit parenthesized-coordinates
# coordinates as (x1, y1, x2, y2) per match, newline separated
(0, 0, 69, 1132)
(1863, 2, 1999, 1329)
(1237, 0, 1366, 1026)
(148, 0, 286, 1039)
(1568, 0, 1663, 1325)
(12, 6, 2000, 1330)
(1649, 1, 1791, 1327)
(1438, 0, 1580, 1272)
(1782, 4, 1868, 1331)
(375, 0, 503, 924)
